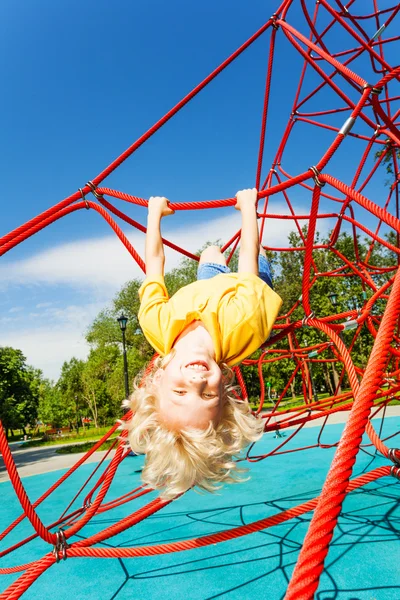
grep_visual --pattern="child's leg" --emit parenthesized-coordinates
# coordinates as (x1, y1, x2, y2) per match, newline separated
(258, 246, 274, 289)
(197, 246, 230, 280)
(199, 245, 227, 266)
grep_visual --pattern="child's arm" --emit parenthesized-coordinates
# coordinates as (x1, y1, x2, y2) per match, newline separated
(235, 188, 260, 275)
(145, 196, 174, 277)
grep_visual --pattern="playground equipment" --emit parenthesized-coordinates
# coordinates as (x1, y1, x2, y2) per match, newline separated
(1, 2, 400, 598)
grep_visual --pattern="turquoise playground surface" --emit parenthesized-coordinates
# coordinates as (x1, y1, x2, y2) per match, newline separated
(2, 416, 400, 600)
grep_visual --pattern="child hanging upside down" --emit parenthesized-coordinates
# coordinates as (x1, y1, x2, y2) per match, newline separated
(125, 188, 282, 499)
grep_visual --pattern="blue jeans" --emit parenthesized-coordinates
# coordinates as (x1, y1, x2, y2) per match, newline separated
(197, 254, 273, 289)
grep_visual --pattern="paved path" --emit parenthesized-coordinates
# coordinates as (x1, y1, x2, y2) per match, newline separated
(1, 406, 399, 482)
(0, 442, 117, 483)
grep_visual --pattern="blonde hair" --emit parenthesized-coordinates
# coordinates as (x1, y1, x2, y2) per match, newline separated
(123, 354, 264, 500)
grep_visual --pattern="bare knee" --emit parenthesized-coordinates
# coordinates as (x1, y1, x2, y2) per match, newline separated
(199, 245, 227, 266)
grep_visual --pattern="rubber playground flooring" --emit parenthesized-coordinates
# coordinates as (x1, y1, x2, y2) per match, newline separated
(2, 416, 400, 600)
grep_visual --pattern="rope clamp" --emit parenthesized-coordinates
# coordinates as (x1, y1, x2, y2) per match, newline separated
(52, 529, 68, 563)
(302, 311, 315, 326)
(388, 448, 400, 465)
(309, 166, 325, 188)
(390, 465, 400, 481)
(339, 116, 355, 137)
(372, 24, 386, 41)
(86, 180, 103, 200)
(270, 14, 279, 30)
(79, 188, 90, 210)
(363, 83, 383, 95)
(342, 319, 358, 331)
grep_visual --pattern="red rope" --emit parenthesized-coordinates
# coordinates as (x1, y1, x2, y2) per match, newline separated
(2, 3, 400, 598)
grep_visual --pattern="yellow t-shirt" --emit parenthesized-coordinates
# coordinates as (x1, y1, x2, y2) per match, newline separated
(138, 273, 282, 367)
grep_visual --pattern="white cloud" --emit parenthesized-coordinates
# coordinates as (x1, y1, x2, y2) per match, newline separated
(0, 206, 335, 380)
(0, 207, 334, 291)
(9, 306, 24, 313)
(0, 302, 105, 381)
(0, 327, 90, 382)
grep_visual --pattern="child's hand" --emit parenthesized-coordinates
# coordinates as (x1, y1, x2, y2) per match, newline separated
(148, 196, 175, 218)
(234, 188, 258, 211)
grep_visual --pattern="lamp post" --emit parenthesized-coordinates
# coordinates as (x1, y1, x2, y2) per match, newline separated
(117, 314, 130, 400)
(328, 291, 338, 308)
(74, 395, 81, 433)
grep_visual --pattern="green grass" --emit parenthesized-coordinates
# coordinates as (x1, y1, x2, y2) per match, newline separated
(55, 439, 117, 455)
(250, 388, 400, 412)
(23, 426, 118, 449)
(249, 391, 338, 412)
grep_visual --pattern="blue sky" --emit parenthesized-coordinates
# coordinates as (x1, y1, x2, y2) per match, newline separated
(1, 0, 398, 380)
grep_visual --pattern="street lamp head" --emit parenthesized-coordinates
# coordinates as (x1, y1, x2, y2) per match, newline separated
(328, 291, 338, 307)
(117, 313, 128, 332)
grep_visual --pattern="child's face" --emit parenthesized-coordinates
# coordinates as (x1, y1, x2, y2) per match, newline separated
(155, 352, 224, 430)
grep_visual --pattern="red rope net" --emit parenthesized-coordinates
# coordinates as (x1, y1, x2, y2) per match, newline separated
(1, 2, 400, 598)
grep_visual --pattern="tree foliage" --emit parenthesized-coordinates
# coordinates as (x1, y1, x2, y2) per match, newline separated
(3, 230, 396, 431)
(0, 347, 42, 437)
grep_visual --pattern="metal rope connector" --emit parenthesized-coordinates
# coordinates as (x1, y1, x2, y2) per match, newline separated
(78, 188, 90, 210)
(270, 13, 279, 30)
(363, 83, 383, 95)
(342, 319, 358, 331)
(302, 311, 315, 326)
(309, 166, 325, 188)
(388, 448, 400, 465)
(86, 180, 103, 200)
(52, 529, 68, 563)
(390, 465, 400, 481)
(372, 24, 386, 41)
(339, 116, 355, 137)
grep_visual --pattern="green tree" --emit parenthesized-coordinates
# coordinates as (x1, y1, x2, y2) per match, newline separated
(375, 140, 400, 182)
(81, 345, 125, 427)
(37, 380, 68, 429)
(0, 347, 40, 438)
(57, 358, 85, 431)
